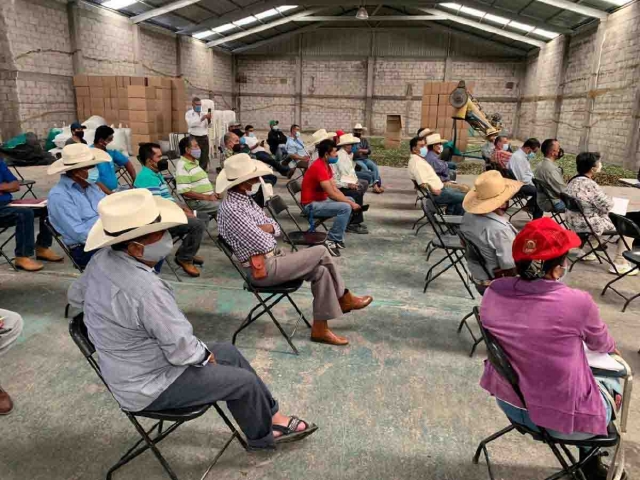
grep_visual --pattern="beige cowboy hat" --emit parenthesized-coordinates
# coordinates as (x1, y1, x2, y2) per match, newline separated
(426, 133, 448, 146)
(215, 153, 273, 194)
(337, 133, 360, 147)
(463, 170, 522, 215)
(85, 189, 187, 252)
(307, 128, 337, 148)
(353, 123, 367, 131)
(47, 143, 111, 175)
(418, 128, 432, 139)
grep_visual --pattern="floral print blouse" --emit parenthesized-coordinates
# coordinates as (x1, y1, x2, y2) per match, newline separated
(565, 175, 614, 236)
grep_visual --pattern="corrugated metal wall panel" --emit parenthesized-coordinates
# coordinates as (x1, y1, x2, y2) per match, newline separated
(244, 35, 299, 55)
(449, 35, 523, 58)
(302, 30, 371, 56)
(373, 30, 448, 57)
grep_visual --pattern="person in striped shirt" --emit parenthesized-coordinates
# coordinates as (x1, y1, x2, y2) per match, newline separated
(176, 136, 220, 219)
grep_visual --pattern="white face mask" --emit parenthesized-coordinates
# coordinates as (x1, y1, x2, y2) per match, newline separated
(595, 162, 602, 174)
(502, 143, 510, 151)
(250, 178, 265, 195)
(134, 231, 173, 264)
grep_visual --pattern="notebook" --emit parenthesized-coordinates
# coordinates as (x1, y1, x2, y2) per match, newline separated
(610, 197, 629, 216)
(584, 343, 625, 372)
(8, 198, 48, 208)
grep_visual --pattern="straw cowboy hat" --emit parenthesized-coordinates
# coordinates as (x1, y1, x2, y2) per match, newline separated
(215, 153, 273, 194)
(337, 133, 360, 147)
(463, 170, 522, 215)
(85, 189, 187, 252)
(426, 133, 448, 146)
(484, 127, 500, 140)
(47, 143, 111, 175)
(353, 123, 367, 131)
(418, 128, 432, 139)
(307, 129, 337, 148)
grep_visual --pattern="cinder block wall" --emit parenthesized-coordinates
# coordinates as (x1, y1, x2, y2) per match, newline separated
(0, 0, 232, 141)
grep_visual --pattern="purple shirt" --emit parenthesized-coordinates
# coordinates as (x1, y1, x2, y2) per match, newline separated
(425, 150, 450, 182)
(479, 277, 615, 436)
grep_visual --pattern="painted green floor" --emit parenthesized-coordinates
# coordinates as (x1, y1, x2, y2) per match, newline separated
(1, 166, 640, 479)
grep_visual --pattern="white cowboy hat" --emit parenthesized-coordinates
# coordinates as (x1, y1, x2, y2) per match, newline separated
(85, 189, 187, 252)
(426, 133, 448, 146)
(463, 170, 522, 215)
(353, 123, 367, 131)
(337, 133, 360, 147)
(47, 143, 111, 175)
(215, 153, 273, 194)
(418, 128, 432, 139)
(307, 129, 337, 148)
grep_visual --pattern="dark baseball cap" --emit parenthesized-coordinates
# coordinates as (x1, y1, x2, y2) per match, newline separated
(70, 122, 86, 130)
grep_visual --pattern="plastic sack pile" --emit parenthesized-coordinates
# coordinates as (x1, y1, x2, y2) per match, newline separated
(52, 116, 132, 156)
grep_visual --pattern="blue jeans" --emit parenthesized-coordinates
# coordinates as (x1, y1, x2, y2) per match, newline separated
(355, 159, 381, 185)
(435, 187, 465, 216)
(0, 202, 53, 257)
(448, 162, 457, 171)
(304, 200, 352, 242)
(553, 199, 566, 212)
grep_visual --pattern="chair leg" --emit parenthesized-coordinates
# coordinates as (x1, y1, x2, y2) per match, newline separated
(473, 424, 516, 480)
(164, 259, 183, 282)
(285, 294, 312, 329)
(623, 292, 640, 313)
(65, 303, 71, 319)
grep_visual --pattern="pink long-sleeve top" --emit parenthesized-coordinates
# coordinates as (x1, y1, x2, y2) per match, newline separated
(479, 277, 615, 436)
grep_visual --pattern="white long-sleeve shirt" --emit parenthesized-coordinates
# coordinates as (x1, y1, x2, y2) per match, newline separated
(508, 148, 534, 185)
(185, 109, 209, 136)
(331, 148, 359, 188)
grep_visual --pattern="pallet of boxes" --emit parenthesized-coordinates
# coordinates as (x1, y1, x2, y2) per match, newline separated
(420, 81, 474, 151)
(72, 75, 189, 155)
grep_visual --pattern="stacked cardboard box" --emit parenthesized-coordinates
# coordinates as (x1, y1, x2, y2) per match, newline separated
(128, 84, 157, 152)
(171, 78, 188, 133)
(384, 115, 403, 149)
(147, 77, 172, 141)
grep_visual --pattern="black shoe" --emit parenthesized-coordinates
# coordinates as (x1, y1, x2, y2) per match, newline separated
(336, 241, 346, 249)
(346, 224, 368, 234)
(324, 241, 341, 257)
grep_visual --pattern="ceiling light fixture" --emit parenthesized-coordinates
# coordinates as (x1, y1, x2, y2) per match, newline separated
(356, 7, 369, 20)
(192, 30, 214, 39)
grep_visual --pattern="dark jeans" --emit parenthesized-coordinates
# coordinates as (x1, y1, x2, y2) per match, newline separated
(435, 187, 465, 216)
(355, 170, 374, 186)
(519, 184, 544, 219)
(193, 135, 210, 172)
(169, 216, 206, 262)
(70, 245, 97, 270)
(339, 187, 365, 225)
(147, 342, 279, 449)
(0, 203, 52, 257)
(255, 151, 290, 177)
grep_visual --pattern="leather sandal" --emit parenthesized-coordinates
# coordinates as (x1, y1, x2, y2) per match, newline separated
(273, 416, 318, 444)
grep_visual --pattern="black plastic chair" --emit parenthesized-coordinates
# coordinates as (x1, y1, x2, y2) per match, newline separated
(69, 313, 246, 480)
(0, 221, 17, 272)
(601, 213, 640, 312)
(532, 178, 567, 227)
(285, 177, 330, 232)
(217, 236, 312, 355)
(265, 195, 327, 251)
(473, 308, 620, 480)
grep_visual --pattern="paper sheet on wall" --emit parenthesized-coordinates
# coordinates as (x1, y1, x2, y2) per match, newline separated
(584, 343, 625, 371)
(611, 197, 629, 216)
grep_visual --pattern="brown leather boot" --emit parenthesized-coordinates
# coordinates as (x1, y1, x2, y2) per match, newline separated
(0, 386, 14, 415)
(339, 289, 373, 314)
(175, 258, 201, 277)
(36, 246, 64, 262)
(310, 321, 349, 346)
(14, 257, 44, 272)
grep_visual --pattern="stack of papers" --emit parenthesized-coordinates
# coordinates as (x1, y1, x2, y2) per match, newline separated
(8, 198, 48, 208)
(611, 197, 629, 216)
(584, 343, 624, 372)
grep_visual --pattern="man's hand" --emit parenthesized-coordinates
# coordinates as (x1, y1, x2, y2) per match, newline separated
(349, 201, 361, 211)
(182, 206, 195, 218)
(260, 140, 265, 147)
(203, 113, 212, 121)
(209, 193, 221, 201)
(207, 353, 217, 364)
(347, 183, 358, 190)
(258, 224, 275, 234)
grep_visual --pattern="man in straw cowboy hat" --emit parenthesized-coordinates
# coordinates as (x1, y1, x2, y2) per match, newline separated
(306, 128, 336, 167)
(352, 123, 384, 194)
(47, 143, 112, 269)
(460, 170, 522, 293)
(68, 188, 318, 449)
(216, 153, 373, 346)
(424, 133, 469, 194)
(482, 127, 500, 163)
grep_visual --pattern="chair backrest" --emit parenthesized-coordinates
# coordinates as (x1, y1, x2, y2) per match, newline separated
(421, 197, 449, 238)
(43, 216, 85, 272)
(559, 192, 583, 214)
(216, 236, 251, 284)
(69, 312, 95, 358)
(286, 178, 305, 211)
(267, 194, 289, 216)
(609, 212, 640, 241)
(458, 230, 493, 280)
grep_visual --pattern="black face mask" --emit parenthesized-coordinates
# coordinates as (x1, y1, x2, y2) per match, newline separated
(232, 144, 243, 153)
(354, 132, 362, 138)
(557, 148, 565, 160)
(156, 159, 168, 171)
(75, 130, 84, 139)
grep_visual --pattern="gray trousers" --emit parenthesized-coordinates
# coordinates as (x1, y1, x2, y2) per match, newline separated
(146, 342, 278, 449)
(185, 198, 219, 219)
(169, 216, 206, 262)
(0, 309, 23, 357)
(248, 246, 346, 321)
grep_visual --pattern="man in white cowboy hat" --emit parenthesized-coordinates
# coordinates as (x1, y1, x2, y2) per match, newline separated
(217, 153, 373, 346)
(424, 133, 469, 194)
(352, 123, 384, 194)
(68, 188, 318, 449)
(482, 128, 500, 164)
(460, 170, 522, 293)
(243, 124, 295, 178)
(47, 143, 112, 269)
(306, 129, 336, 167)
(334, 134, 370, 235)
(407, 136, 465, 216)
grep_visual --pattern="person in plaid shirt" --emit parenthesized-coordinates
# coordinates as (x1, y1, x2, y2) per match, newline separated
(217, 153, 373, 346)
(491, 135, 513, 171)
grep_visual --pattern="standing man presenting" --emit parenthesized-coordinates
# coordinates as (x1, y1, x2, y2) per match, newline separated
(185, 97, 211, 172)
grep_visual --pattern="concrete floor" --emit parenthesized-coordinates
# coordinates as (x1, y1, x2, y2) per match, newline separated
(1, 164, 640, 480)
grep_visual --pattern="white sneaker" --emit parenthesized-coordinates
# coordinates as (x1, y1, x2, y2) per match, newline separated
(577, 249, 597, 262)
(609, 264, 639, 276)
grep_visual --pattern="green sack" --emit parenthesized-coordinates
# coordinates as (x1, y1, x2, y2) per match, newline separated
(45, 128, 63, 151)
(3, 133, 28, 149)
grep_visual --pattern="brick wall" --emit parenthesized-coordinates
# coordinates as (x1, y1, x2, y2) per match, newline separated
(141, 28, 177, 78)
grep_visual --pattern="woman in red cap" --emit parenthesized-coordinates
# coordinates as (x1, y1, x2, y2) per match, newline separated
(479, 218, 624, 480)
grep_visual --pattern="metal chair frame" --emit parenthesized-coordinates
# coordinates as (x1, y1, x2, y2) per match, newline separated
(69, 313, 246, 480)
(0, 224, 17, 271)
(418, 185, 462, 241)
(285, 177, 330, 233)
(532, 179, 567, 227)
(499, 168, 532, 222)
(10, 165, 37, 199)
(265, 195, 327, 252)
(217, 237, 312, 355)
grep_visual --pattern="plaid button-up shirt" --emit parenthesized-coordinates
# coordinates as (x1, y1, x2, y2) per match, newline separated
(217, 190, 281, 263)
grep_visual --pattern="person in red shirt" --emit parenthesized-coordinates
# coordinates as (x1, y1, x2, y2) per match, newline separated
(301, 139, 360, 257)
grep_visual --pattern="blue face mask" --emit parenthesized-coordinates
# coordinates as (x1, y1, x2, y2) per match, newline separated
(248, 132, 255, 138)
(351, 144, 358, 153)
(419, 146, 428, 157)
(87, 167, 99, 184)
(191, 148, 202, 159)
(194, 105, 202, 113)
(240, 137, 246, 145)
(328, 156, 339, 164)
(527, 152, 536, 160)
(295, 131, 301, 138)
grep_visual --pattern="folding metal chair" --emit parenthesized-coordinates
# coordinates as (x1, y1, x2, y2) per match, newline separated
(285, 177, 330, 232)
(411, 180, 429, 232)
(420, 185, 463, 235)
(69, 313, 246, 480)
(499, 168, 532, 222)
(163, 233, 187, 283)
(168, 133, 189, 160)
(115, 165, 134, 188)
(473, 309, 623, 480)
(217, 236, 312, 355)
(601, 213, 640, 312)
(265, 195, 326, 252)
(10, 165, 37, 199)
(421, 197, 474, 300)
(561, 192, 619, 273)
(0, 222, 17, 272)
(532, 179, 567, 227)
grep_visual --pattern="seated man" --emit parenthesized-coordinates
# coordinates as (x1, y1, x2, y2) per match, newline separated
(534, 138, 567, 212)
(352, 123, 384, 194)
(334, 134, 369, 235)
(267, 120, 288, 161)
(216, 153, 372, 346)
(460, 171, 521, 294)
(490, 135, 512, 170)
(134, 143, 207, 278)
(47, 144, 110, 269)
(244, 124, 293, 178)
(0, 160, 62, 271)
(92, 125, 137, 195)
(424, 133, 469, 193)
(69, 188, 318, 449)
(286, 124, 311, 170)
(407, 136, 465, 216)
(65, 122, 87, 146)
(508, 138, 543, 219)
(307, 129, 335, 167)
(301, 140, 361, 256)
(224, 132, 277, 187)
(176, 136, 219, 218)
(482, 129, 499, 165)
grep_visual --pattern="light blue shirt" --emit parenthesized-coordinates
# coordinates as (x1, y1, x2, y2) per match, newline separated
(285, 136, 308, 158)
(48, 175, 106, 246)
(91, 145, 130, 191)
(508, 149, 534, 185)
